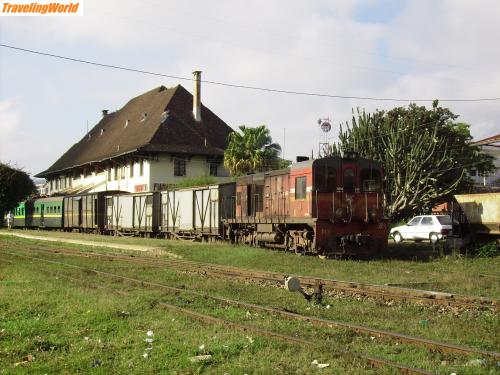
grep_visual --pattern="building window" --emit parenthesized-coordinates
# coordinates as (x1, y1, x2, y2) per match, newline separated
(114, 166, 118, 180)
(139, 160, 144, 176)
(121, 166, 126, 179)
(295, 176, 307, 200)
(174, 158, 186, 177)
(209, 162, 218, 177)
(50, 180, 54, 190)
(130, 161, 134, 178)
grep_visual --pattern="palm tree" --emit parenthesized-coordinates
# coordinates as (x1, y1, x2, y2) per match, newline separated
(224, 125, 282, 176)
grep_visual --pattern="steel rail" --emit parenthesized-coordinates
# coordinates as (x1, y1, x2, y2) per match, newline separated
(2, 251, 498, 360)
(14, 244, 497, 310)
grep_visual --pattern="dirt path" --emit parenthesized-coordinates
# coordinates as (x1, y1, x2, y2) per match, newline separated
(0, 231, 181, 258)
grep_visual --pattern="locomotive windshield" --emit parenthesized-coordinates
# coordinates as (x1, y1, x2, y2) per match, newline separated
(314, 166, 336, 192)
(360, 168, 382, 192)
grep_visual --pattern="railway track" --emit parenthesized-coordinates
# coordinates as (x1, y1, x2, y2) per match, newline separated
(3, 255, 435, 375)
(2, 250, 499, 361)
(11, 243, 498, 311)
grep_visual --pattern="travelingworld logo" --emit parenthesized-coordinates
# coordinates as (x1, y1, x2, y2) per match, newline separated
(2, 0, 83, 16)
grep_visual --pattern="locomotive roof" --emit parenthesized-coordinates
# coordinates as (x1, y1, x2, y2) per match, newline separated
(36, 85, 233, 177)
(291, 155, 384, 169)
(237, 155, 383, 182)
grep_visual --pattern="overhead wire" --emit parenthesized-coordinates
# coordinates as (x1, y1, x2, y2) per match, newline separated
(2, 43, 500, 103)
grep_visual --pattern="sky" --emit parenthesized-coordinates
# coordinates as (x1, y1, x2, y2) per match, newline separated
(1, 0, 499, 177)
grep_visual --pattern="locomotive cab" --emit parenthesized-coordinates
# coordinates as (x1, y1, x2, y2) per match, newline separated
(311, 155, 387, 255)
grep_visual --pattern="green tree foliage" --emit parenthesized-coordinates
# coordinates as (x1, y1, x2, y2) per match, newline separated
(224, 125, 282, 175)
(0, 163, 36, 218)
(328, 101, 494, 219)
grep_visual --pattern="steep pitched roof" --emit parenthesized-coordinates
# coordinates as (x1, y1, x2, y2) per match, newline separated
(37, 85, 233, 177)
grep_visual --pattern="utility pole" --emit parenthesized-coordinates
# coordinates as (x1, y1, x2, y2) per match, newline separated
(283, 127, 286, 160)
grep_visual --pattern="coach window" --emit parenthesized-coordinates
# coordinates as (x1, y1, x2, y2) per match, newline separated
(295, 176, 307, 200)
(174, 158, 186, 177)
(315, 166, 336, 192)
(360, 168, 381, 192)
(343, 168, 355, 193)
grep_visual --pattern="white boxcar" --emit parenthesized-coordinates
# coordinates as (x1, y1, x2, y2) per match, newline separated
(193, 186, 219, 234)
(105, 192, 160, 233)
(161, 185, 221, 236)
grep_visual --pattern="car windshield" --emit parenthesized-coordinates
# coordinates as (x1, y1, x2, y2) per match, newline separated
(436, 216, 452, 225)
(407, 217, 421, 226)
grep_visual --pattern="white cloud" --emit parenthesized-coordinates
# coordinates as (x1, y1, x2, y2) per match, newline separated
(1, 0, 499, 173)
(0, 97, 22, 141)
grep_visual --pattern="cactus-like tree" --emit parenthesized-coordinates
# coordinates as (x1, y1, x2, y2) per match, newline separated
(328, 101, 494, 219)
(224, 125, 282, 175)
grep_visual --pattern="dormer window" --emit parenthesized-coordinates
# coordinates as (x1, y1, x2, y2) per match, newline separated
(141, 113, 148, 122)
(124, 119, 130, 128)
(100, 129, 105, 136)
(160, 110, 169, 123)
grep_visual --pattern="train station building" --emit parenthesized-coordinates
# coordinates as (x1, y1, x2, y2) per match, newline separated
(35, 72, 234, 195)
(469, 134, 500, 188)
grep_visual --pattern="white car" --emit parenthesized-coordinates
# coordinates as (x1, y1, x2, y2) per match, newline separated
(390, 215, 453, 244)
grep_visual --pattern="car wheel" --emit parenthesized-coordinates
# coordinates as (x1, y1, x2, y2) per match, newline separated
(393, 232, 403, 243)
(429, 233, 439, 244)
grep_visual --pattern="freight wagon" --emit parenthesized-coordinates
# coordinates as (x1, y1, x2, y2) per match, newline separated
(104, 192, 161, 235)
(454, 193, 500, 235)
(63, 192, 109, 233)
(160, 183, 235, 239)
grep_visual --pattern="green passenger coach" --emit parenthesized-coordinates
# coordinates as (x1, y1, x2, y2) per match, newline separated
(31, 197, 64, 229)
(12, 202, 30, 227)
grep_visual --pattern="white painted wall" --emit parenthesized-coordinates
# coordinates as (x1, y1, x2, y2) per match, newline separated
(47, 153, 231, 195)
(149, 155, 229, 188)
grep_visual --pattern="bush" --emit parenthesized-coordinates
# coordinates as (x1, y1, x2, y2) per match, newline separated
(467, 239, 499, 258)
(174, 176, 217, 189)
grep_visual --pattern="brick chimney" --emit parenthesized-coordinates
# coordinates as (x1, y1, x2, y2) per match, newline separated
(192, 71, 202, 122)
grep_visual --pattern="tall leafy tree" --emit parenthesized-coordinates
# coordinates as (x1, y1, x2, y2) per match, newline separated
(328, 101, 494, 219)
(0, 163, 37, 219)
(224, 125, 282, 175)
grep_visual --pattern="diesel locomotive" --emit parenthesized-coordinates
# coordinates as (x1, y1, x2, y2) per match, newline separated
(8, 153, 388, 256)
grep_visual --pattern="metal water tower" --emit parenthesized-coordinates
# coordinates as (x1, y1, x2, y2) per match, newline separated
(317, 118, 332, 158)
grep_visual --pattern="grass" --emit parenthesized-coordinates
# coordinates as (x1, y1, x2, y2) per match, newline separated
(0, 256, 380, 374)
(1, 235, 499, 373)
